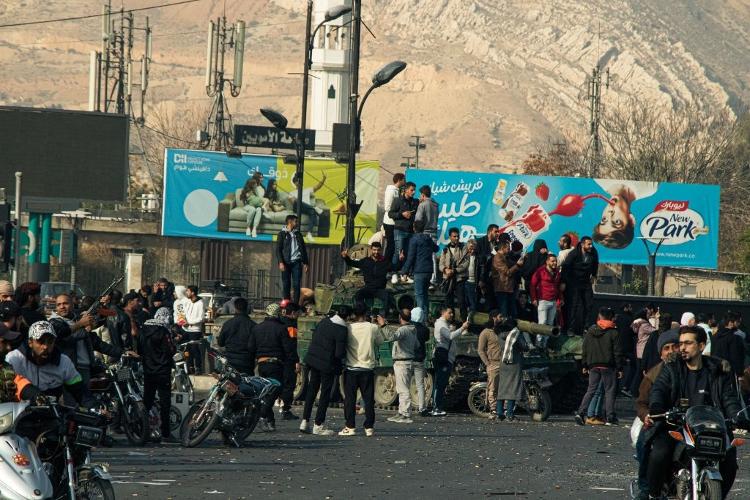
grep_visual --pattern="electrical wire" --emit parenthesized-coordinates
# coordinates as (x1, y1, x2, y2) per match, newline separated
(140, 122, 200, 146)
(0, 0, 202, 29)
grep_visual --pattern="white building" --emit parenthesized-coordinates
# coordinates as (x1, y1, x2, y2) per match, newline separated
(309, 0, 352, 152)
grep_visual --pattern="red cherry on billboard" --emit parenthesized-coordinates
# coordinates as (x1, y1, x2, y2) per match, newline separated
(548, 193, 612, 217)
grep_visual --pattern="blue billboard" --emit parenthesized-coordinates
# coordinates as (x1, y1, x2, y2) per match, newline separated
(406, 169, 720, 269)
(161, 148, 381, 244)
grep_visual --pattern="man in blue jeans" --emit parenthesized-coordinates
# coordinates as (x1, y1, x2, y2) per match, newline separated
(402, 219, 438, 311)
(276, 215, 309, 303)
(388, 182, 419, 282)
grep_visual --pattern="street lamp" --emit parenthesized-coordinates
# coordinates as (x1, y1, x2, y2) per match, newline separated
(294, 2, 351, 226)
(408, 135, 426, 169)
(637, 236, 670, 296)
(344, 58, 407, 248)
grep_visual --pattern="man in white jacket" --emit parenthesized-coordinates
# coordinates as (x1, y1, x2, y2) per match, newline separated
(382, 173, 405, 265)
(182, 285, 205, 374)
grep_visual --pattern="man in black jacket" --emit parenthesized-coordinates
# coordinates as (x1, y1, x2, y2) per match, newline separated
(387, 181, 419, 280)
(646, 326, 746, 499)
(341, 242, 393, 316)
(411, 307, 431, 416)
(276, 215, 309, 304)
(575, 306, 623, 426)
(711, 312, 746, 378)
(562, 237, 599, 336)
(248, 303, 295, 431)
(475, 224, 499, 310)
(137, 307, 178, 443)
(615, 303, 636, 396)
(300, 306, 349, 436)
(217, 298, 255, 374)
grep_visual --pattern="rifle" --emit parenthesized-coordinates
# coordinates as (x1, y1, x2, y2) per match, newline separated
(86, 275, 125, 323)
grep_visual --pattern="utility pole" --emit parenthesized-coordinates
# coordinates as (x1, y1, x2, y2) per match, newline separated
(199, 17, 246, 151)
(89, 0, 152, 122)
(408, 135, 426, 169)
(400, 156, 414, 169)
(345, 0, 362, 249)
(585, 65, 608, 178)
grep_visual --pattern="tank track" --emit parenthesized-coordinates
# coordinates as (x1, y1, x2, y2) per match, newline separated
(443, 357, 483, 411)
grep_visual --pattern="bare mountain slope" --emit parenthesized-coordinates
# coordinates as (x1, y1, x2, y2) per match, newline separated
(0, 0, 748, 178)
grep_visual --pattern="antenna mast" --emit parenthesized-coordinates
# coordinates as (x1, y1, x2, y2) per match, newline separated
(199, 17, 246, 151)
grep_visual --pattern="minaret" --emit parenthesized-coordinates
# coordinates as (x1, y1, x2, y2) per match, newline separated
(309, 0, 352, 152)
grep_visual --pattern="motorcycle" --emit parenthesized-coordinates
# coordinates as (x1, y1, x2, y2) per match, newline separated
(0, 401, 54, 499)
(467, 366, 553, 421)
(180, 347, 279, 448)
(628, 405, 747, 500)
(172, 340, 197, 404)
(15, 398, 114, 500)
(89, 352, 149, 446)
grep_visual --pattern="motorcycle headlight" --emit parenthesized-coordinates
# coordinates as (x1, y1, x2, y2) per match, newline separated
(0, 411, 13, 433)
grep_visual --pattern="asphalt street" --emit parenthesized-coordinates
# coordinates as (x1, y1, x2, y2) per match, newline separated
(99, 400, 750, 500)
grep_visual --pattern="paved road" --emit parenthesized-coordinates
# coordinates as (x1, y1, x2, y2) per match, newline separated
(99, 402, 750, 499)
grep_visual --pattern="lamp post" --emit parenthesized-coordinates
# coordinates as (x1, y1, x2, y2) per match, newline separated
(296, 2, 351, 222)
(344, 57, 407, 248)
(637, 236, 669, 296)
(408, 135, 426, 169)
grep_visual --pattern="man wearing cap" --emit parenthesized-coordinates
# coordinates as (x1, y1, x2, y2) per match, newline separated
(248, 303, 295, 431)
(0, 280, 14, 302)
(0, 323, 38, 403)
(6, 321, 84, 403)
(341, 242, 393, 316)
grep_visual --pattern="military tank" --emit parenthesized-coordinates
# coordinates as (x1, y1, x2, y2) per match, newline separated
(303, 263, 585, 412)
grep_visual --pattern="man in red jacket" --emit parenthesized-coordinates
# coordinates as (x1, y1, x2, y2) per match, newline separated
(530, 254, 563, 345)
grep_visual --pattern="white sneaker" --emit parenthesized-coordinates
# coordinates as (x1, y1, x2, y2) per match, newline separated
(314, 206, 324, 215)
(306, 232, 315, 242)
(392, 415, 413, 424)
(403, 276, 414, 284)
(245, 228, 252, 236)
(391, 274, 399, 285)
(299, 419, 310, 434)
(364, 428, 374, 437)
(251, 228, 257, 238)
(387, 415, 400, 422)
(338, 427, 357, 436)
(313, 424, 335, 436)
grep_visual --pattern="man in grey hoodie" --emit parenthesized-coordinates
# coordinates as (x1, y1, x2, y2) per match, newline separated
(415, 185, 439, 283)
(377, 310, 420, 423)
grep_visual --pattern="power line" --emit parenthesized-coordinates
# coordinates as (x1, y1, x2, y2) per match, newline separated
(140, 122, 200, 146)
(0, 0, 202, 29)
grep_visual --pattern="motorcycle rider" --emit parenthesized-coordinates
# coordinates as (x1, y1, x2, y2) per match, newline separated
(6, 321, 85, 404)
(248, 303, 295, 431)
(646, 325, 747, 499)
(137, 307, 179, 443)
(0, 323, 39, 403)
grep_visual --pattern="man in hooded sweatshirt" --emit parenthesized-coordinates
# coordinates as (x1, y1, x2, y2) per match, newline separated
(415, 185, 439, 283)
(377, 309, 420, 424)
(575, 306, 623, 426)
(402, 219, 439, 311)
(138, 307, 179, 443)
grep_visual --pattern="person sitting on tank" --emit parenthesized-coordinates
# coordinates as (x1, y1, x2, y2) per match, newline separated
(341, 242, 394, 317)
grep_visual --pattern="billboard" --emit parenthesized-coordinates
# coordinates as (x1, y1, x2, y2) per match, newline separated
(0, 106, 129, 202)
(161, 149, 380, 245)
(406, 169, 720, 269)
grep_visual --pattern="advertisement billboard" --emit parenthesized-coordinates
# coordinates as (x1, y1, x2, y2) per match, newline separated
(161, 149, 380, 245)
(406, 169, 720, 269)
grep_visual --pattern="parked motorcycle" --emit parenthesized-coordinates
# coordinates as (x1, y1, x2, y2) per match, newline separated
(15, 398, 114, 500)
(0, 401, 54, 499)
(628, 405, 747, 500)
(89, 352, 149, 446)
(172, 340, 197, 404)
(467, 366, 553, 421)
(180, 348, 279, 448)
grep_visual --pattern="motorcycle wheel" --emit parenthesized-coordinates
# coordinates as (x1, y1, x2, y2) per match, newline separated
(467, 385, 491, 418)
(232, 406, 261, 447)
(80, 477, 116, 500)
(529, 387, 552, 422)
(123, 399, 149, 446)
(701, 477, 722, 500)
(181, 399, 219, 448)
